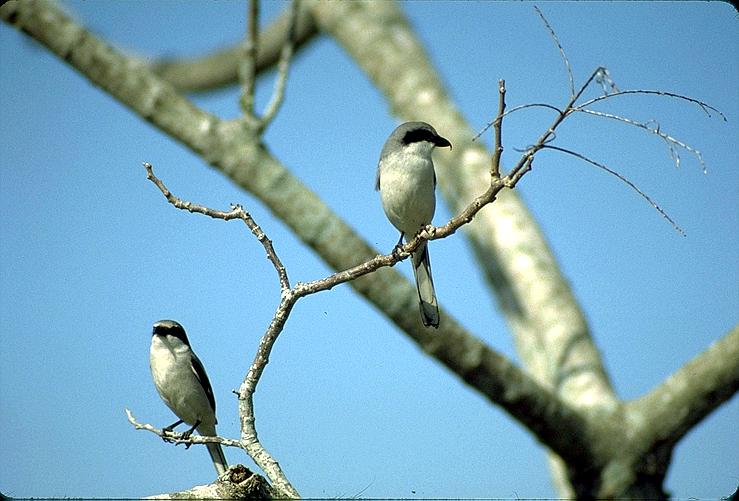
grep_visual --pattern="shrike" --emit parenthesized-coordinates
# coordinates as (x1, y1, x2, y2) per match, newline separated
(376, 121, 452, 328)
(149, 319, 228, 476)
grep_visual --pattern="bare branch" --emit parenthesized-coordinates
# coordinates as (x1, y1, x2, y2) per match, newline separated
(238, 293, 299, 498)
(576, 89, 726, 121)
(142, 162, 297, 497)
(491, 79, 506, 178)
(474, 103, 564, 142)
(578, 108, 707, 173)
(142, 120, 595, 473)
(143, 162, 289, 290)
(150, 4, 318, 93)
(259, 0, 301, 130)
(126, 408, 243, 449)
(540, 144, 686, 236)
(237, 0, 300, 131)
(627, 325, 739, 453)
(534, 6, 575, 97)
(240, 0, 260, 121)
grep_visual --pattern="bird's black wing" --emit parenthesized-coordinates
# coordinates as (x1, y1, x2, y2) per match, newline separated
(190, 352, 217, 416)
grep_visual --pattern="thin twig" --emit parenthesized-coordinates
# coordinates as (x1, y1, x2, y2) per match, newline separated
(491, 79, 506, 178)
(578, 109, 707, 173)
(473, 103, 564, 142)
(259, 0, 301, 130)
(534, 5, 575, 97)
(540, 144, 685, 236)
(143, 162, 289, 290)
(125, 408, 243, 449)
(576, 89, 726, 121)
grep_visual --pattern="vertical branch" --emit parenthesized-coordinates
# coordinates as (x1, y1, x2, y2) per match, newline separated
(238, 296, 300, 498)
(239, 0, 301, 131)
(240, 0, 260, 120)
(259, 0, 301, 130)
(491, 79, 506, 178)
(534, 5, 574, 97)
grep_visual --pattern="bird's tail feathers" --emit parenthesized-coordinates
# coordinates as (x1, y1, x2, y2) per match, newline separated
(199, 423, 228, 476)
(412, 243, 440, 328)
(206, 442, 228, 476)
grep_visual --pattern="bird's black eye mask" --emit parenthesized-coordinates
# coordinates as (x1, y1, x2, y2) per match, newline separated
(402, 128, 451, 148)
(152, 321, 190, 345)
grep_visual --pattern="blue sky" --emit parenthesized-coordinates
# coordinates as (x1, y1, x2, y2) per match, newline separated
(1, 1, 737, 498)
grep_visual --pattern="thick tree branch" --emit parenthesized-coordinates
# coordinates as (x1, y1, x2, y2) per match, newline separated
(141, 112, 597, 467)
(5, 3, 731, 497)
(627, 325, 739, 453)
(149, 2, 318, 93)
(307, 0, 618, 413)
(0, 3, 596, 464)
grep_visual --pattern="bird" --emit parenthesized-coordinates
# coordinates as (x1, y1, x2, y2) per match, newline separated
(375, 121, 452, 328)
(149, 319, 228, 476)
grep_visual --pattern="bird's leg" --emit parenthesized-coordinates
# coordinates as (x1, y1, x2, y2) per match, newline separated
(392, 232, 405, 255)
(181, 419, 201, 449)
(163, 419, 184, 433)
(161, 419, 184, 443)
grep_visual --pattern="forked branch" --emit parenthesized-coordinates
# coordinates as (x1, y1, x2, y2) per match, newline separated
(135, 78, 600, 493)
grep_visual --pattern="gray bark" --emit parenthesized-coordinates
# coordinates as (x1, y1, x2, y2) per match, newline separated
(2, 0, 736, 497)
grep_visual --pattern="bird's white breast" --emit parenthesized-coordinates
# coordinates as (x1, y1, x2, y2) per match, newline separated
(149, 336, 215, 428)
(379, 148, 436, 237)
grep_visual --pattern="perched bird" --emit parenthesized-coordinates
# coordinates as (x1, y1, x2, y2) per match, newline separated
(149, 319, 228, 476)
(376, 121, 452, 328)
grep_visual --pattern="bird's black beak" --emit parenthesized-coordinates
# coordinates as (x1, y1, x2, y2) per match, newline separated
(433, 134, 452, 150)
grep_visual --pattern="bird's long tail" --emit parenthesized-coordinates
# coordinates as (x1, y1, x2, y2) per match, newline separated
(206, 442, 228, 476)
(412, 242, 440, 328)
(199, 423, 228, 476)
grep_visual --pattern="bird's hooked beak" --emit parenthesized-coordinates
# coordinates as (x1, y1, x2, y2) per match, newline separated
(433, 134, 452, 150)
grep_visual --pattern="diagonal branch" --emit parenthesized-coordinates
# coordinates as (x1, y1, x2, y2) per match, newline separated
(143, 162, 289, 290)
(308, 0, 619, 414)
(534, 6, 574, 97)
(149, 2, 318, 93)
(540, 144, 685, 236)
(627, 325, 739, 453)
(259, 0, 301, 129)
(0, 0, 598, 470)
(577, 108, 708, 173)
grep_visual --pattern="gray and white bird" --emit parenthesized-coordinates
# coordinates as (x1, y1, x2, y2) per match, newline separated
(376, 121, 452, 328)
(149, 319, 228, 476)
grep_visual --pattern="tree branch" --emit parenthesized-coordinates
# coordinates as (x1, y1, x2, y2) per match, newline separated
(240, 0, 259, 120)
(0, 0, 597, 470)
(143, 162, 298, 497)
(143, 162, 289, 290)
(627, 325, 739, 453)
(140, 77, 596, 468)
(149, 2, 318, 93)
(126, 408, 243, 449)
(308, 0, 619, 414)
